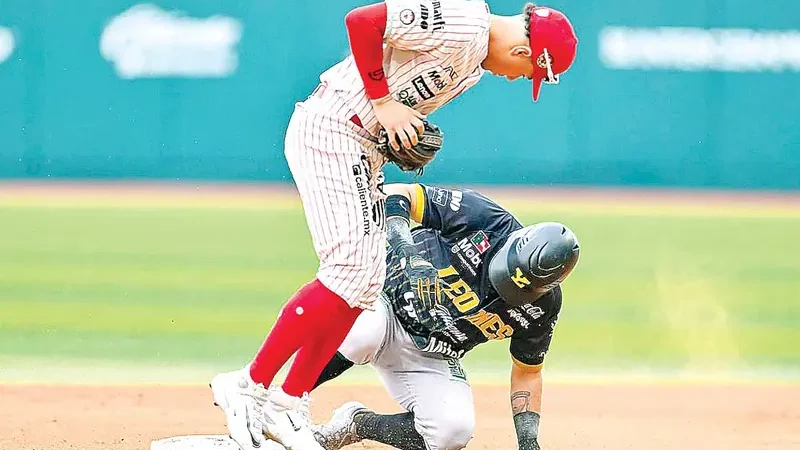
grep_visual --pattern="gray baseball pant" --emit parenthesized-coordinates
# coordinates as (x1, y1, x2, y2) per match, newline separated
(337, 295, 476, 450)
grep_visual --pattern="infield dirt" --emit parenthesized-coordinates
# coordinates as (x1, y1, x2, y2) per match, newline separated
(1, 383, 798, 450)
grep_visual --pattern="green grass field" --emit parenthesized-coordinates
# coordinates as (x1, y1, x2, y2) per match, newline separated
(1, 187, 798, 384)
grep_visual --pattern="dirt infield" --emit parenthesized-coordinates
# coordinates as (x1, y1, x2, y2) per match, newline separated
(1, 383, 797, 450)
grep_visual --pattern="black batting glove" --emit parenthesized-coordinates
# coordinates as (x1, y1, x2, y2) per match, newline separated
(519, 437, 541, 450)
(404, 255, 442, 312)
(515, 412, 541, 450)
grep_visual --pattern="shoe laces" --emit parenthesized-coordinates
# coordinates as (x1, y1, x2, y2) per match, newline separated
(297, 393, 312, 422)
(241, 380, 271, 414)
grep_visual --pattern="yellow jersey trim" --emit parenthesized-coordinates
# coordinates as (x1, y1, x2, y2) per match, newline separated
(512, 356, 544, 373)
(410, 184, 426, 224)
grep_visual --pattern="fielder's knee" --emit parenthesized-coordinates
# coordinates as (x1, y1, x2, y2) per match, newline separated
(417, 412, 475, 450)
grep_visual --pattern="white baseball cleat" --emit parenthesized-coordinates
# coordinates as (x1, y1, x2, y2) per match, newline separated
(263, 387, 325, 450)
(311, 401, 370, 450)
(211, 368, 324, 450)
(210, 367, 270, 450)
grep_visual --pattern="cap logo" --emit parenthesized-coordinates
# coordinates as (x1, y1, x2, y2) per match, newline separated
(511, 267, 532, 289)
(536, 52, 553, 69)
(534, 8, 550, 18)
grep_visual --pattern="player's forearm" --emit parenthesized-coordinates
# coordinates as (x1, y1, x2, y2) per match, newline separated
(385, 194, 417, 260)
(511, 364, 543, 413)
(510, 364, 543, 450)
(344, 2, 390, 100)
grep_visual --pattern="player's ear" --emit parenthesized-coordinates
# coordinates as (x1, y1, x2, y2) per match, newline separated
(510, 45, 532, 59)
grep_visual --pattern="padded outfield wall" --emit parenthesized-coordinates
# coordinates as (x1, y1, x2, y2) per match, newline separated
(0, 0, 798, 189)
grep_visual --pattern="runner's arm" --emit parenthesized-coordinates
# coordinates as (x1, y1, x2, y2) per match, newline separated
(510, 361, 543, 450)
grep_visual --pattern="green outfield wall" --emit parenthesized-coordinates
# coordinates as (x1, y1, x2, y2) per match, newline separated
(0, 1, 798, 188)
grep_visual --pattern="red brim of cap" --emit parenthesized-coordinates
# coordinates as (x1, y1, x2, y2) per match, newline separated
(532, 77, 542, 102)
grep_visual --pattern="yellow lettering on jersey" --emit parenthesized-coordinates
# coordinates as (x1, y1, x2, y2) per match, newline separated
(453, 291, 479, 312)
(511, 267, 531, 288)
(496, 324, 514, 339)
(438, 265, 459, 278)
(438, 266, 480, 313)
(466, 310, 514, 340)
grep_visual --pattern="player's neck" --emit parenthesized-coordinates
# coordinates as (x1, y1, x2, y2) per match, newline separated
(482, 15, 501, 70)
(482, 15, 518, 71)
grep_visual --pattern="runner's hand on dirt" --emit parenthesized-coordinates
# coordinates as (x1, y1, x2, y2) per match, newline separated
(372, 96, 426, 151)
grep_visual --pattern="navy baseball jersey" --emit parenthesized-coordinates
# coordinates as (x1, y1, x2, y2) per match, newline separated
(383, 185, 562, 367)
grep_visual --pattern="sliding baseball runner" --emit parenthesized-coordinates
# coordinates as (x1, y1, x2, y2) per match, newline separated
(308, 182, 580, 450)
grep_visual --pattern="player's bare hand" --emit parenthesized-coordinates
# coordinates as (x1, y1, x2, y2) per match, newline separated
(372, 96, 425, 150)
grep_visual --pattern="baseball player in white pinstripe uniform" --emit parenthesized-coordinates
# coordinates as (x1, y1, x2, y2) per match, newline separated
(210, 3, 579, 450)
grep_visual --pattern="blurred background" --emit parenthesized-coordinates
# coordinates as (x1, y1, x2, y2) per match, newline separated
(0, 0, 798, 385)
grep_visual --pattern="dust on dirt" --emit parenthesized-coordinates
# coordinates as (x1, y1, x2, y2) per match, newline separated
(1, 383, 797, 450)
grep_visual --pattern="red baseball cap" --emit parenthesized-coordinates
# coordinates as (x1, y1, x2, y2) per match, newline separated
(527, 6, 578, 101)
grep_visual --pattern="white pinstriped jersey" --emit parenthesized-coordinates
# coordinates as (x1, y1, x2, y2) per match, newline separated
(318, 0, 491, 136)
(284, 1, 490, 306)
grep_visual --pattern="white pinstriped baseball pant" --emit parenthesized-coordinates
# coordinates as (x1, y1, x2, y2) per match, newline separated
(283, 87, 388, 308)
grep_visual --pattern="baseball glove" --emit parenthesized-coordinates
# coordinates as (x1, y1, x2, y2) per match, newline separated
(377, 121, 443, 176)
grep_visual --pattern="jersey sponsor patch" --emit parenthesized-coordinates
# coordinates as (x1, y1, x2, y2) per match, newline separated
(450, 190, 463, 211)
(447, 358, 468, 382)
(399, 8, 416, 25)
(397, 86, 420, 107)
(521, 304, 545, 319)
(419, 1, 445, 32)
(393, 63, 460, 108)
(431, 187, 450, 207)
(443, 325, 470, 343)
(351, 156, 372, 236)
(417, 336, 466, 359)
(448, 231, 489, 276)
(507, 309, 531, 329)
(412, 75, 435, 100)
(470, 231, 490, 253)
(428, 69, 446, 91)
(451, 238, 480, 276)
(442, 65, 459, 81)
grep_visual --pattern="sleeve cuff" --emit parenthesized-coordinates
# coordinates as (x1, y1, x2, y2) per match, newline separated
(512, 356, 544, 373)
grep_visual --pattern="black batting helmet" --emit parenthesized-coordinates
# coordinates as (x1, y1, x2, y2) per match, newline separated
(488, 222, 580, 307)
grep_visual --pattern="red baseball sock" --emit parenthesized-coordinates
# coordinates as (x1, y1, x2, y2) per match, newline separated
(281, 298, 362, 397)
(249, 278, 362, 394)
